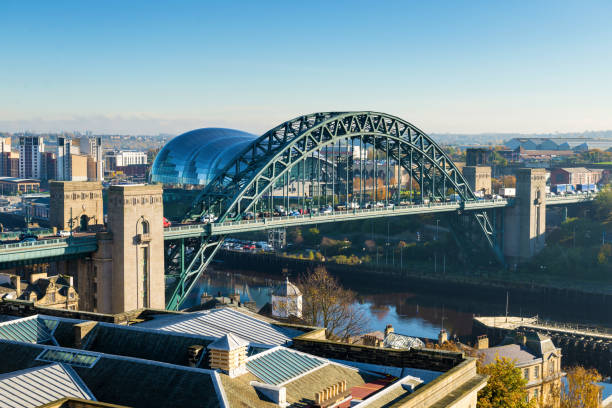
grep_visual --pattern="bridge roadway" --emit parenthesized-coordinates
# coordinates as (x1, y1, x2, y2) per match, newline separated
(0, 193, 597, 267)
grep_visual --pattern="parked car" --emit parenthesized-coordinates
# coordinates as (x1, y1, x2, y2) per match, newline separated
(57, 230, 71, 237)
(21, 237, 37, 243)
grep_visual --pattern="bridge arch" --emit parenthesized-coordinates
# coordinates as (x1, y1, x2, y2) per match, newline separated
(188, 112, 477, 218)
(166, 112, 500, 309)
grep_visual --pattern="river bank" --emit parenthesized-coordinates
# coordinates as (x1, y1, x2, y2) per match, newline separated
(212, 250, 612, 327)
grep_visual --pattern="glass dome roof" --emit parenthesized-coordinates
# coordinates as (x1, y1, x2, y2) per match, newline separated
(150, 128, 258, 186)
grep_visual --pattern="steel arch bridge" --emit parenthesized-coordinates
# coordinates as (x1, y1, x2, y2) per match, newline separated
(165, 111, 502, 310)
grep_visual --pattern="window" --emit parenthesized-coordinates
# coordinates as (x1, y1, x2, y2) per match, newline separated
(534, 389, 539, 400)
(524, 368, 529, 380)
(141, 220, 149, 234)
(534, 366, 539, 379)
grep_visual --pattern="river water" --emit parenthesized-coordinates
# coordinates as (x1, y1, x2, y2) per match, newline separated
(182, 264, 611, 340)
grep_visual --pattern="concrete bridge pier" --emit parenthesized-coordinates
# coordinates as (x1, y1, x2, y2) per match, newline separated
(503, 168, 547, 266)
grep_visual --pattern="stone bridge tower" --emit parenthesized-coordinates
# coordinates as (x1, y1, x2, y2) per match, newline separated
(503, 168, 547, 265)
(89, 184, 165, 313)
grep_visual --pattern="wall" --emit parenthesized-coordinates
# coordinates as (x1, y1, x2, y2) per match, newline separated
(49, 182, 103, 231)
(105, 184, 165, 313)
(503, 168, 546, 264)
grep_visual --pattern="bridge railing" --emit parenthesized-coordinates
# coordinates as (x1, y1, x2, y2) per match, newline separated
(0, 236, 96, 252)
(165, 198, 509, 235)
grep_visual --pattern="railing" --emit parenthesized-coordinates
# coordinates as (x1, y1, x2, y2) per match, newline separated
(0, 236, 97, 252)
(163, 198, 510, 238)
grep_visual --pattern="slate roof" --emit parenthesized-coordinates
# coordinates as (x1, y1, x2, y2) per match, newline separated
(0, 340, 223, 408)
(479, 344, 539, 367)
(0, 363, 95, 408)
(136, 308, 303, 346)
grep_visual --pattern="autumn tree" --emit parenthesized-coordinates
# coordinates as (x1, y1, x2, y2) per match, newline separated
(299, 266, 368, 341)
(558, 366, 602, 408)
(477, 356, 534, 408)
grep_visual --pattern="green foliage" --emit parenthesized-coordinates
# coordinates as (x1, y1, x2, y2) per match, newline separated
(477, 357, 534, 408)
(594, 185, 612, 222)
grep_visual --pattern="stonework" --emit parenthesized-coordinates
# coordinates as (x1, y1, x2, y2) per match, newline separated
(49, 181, 103, 231)
(462, 166, 492, 195)
(503, 168, 547, 263)
(92, 184, 165, 313)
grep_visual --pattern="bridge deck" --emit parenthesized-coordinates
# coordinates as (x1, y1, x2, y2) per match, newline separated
(0, 193, 596, 266)
(163, 199, 510, 239)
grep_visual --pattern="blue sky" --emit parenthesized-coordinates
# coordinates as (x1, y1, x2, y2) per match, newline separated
(1, 0, 611, 135)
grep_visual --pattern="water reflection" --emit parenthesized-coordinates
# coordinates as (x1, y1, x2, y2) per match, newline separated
(183, 268, 471, 340)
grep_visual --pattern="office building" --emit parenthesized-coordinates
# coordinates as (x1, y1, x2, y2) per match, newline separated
(18, 136, 44, 179)
(80, 136, 104, 181)
(105, 150, 147, 171)
(0, 137, 17, 177)
(56, 136, 85, 181)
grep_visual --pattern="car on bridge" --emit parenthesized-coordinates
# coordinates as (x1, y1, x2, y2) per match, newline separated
(320, 206, 333, 214)
(163, 217, 171, 227)
(56, 230, 71, 237)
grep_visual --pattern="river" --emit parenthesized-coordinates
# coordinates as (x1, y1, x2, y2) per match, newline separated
(181, 263, 611, 340)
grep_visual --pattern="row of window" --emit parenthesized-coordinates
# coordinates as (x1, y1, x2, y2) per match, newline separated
(523, 361, 557, 381)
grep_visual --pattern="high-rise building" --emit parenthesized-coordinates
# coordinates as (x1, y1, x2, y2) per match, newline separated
(18, 136, 44, 179)
(56, 136, 81, 181)
(40, 152, 56, 181)
(80, 136, 104, 181)
(0, 137, 12, 177)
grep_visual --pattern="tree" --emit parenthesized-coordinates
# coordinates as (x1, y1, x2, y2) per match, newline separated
(558, 366, 602, 408)
(594, 185, 612, 222)
(477, 356, 534, 408)
(299, 266, 369, 341)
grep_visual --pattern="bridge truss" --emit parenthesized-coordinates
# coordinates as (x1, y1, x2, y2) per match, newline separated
(165, 112, 502, 310)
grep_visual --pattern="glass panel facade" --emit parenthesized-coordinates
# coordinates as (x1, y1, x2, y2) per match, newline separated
(150, 128, 257, 186)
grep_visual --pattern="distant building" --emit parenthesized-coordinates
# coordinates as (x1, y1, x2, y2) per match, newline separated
(479, 332, 563, 406)
(0, 271, 79, 310)
(57, 136, 89, 181)
(40, 151, 56, 181)
(105, 150, 147, 171)
(0, 177, 40, 194)
(505, 137, 612, 152)
(80, 136, 104, 181)
(0, 137, 12, 177)
(550, 167, 604, 186)
(18, 136, 43, 179)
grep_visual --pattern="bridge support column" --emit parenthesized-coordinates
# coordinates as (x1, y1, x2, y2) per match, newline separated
(503, 168, 547, 265)
(84, 184, 165, 314)
(462, 166, 492, 196)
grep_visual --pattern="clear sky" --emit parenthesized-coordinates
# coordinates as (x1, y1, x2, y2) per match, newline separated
(1, 0, 611, 135)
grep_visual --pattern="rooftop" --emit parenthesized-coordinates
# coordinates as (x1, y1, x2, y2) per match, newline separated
(136, 307, 304, 346)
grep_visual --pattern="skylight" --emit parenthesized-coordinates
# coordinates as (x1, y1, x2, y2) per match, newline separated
(37, 349, 99, 368)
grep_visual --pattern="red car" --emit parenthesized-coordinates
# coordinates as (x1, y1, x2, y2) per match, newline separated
(163, 217, 171, 228)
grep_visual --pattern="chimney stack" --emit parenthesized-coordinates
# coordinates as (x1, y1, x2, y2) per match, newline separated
(384, 324, 394, 338)
(187, 345, 204, 367)
(438, 329, 448, 345)
(9, 275, 21, 297)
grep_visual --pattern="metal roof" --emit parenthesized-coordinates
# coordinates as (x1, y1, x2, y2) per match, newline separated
(246, 347, 326, 386)
(0, 316, 57, 344)
(0, 363, 95, 408)
(136, 308, 303, 346)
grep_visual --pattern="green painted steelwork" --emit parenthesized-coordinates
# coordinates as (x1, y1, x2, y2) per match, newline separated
(0, 236, 98, 268)
(166, 111, 504, 309)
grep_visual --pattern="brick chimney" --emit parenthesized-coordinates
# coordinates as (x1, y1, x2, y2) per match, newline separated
(187, 345, 204, 367)
(9, 275, 21, 297)
(74, 321, 98, 348)
(476, 335, 489, 349)
(438, 329, 448, 345)
(314, 380, 349, 407)
(384, 324, 394, 338)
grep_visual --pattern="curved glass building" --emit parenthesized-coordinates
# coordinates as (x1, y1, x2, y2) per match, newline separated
(150, 128, 257, 186)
